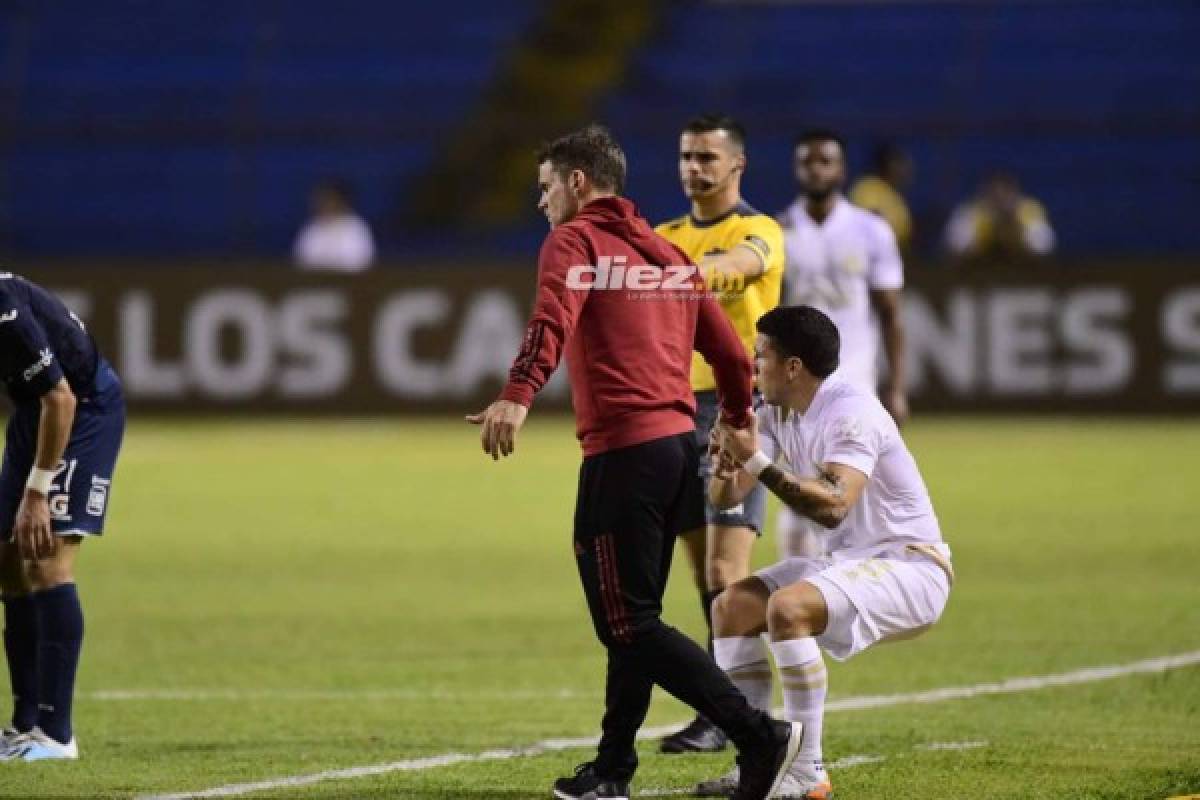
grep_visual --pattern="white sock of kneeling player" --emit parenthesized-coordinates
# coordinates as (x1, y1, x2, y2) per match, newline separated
(713, 635, 772, 712)
(769, 636, 826, 763)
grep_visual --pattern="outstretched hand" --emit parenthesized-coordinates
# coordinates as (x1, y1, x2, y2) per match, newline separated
(716, 414, 759, 468)
(465, 400, 529, 460)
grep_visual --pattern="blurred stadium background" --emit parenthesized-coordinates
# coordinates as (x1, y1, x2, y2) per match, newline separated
(0, 2, 1198, 798)
(2, 0, 1197, 416)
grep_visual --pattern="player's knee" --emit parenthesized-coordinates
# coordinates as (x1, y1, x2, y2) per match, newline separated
(597, 617, 662, 650)
(713, 580, 768, 637)
(767, 589, 818, 638)
(26, 559, 74, 592)
(705, 556, 748, 592)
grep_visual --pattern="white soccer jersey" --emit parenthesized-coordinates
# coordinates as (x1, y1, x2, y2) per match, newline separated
(779, 197, 904, 393)
(758, 375, 944, 560)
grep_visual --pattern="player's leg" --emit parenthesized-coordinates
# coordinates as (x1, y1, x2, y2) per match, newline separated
(1, 542, 37, 750)
(692, 576, 774, 798)
(661, 387, 729, 753)
(763, 552, 952, 798)
(0, 410, 38, 748)
(562, 444, 649, 799)
(711, 576, 771, 707)
(566, 433, 799, 799)
(695, 553, 836, 797)
(764, 580, 834, 799)
(657, 524, 728, 756)
(667, 476, 769, 755)
(679, 526, 709, 619)
(621, 434, 799, 796)
(11, 362, 124, 762)
(21, 537, 84, 757)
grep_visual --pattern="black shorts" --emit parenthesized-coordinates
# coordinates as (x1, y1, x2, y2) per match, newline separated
(573, 431, 704, 646)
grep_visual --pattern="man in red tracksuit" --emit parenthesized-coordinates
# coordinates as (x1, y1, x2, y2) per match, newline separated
(468, 125, 802, 800)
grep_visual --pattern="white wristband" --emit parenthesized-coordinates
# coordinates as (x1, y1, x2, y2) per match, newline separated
(742, 450, 772, 478)
(26, 467, 55, 495)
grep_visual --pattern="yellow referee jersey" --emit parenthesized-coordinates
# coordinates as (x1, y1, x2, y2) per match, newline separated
(656, 201, 784, 393)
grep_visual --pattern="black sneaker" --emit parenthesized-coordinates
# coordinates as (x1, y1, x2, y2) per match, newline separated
(732, 720, 803, 800)
(553, 761, 631, 800)
(659, 715, 729, 754)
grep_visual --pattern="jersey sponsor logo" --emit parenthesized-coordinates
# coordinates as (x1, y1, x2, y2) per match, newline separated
(0, 309, 17, 324)
(23, 348, 54, 382)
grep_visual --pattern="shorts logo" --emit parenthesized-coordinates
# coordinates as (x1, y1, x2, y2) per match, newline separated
(0, 309, 17, 324)
(23, 348, 53, 382)
(87, 476, 110, 516)
(49, 494, 70, 520)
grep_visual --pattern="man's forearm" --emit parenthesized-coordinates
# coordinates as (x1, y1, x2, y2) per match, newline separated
(758, 464, 847, 529)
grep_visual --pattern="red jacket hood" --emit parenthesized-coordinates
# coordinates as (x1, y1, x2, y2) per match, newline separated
(572, 196, 687, 267)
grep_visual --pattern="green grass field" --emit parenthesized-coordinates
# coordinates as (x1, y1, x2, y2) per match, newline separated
(3, 416, 1199, 800)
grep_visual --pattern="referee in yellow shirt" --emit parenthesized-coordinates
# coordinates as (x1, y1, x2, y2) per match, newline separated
(656, 114, 784, 754)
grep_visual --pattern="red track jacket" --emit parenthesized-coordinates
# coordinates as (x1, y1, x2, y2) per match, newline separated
(499, 196, 754, 457)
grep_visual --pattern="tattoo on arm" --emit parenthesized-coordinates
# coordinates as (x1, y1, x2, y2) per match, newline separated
(758, 464, 846, 528)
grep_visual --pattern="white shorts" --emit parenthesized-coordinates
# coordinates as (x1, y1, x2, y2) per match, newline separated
(755, 546, 952, 661)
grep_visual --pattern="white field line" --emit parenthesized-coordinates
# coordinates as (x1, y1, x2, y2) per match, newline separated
(915, 740, 989, 751)
(85, 688, 594, 701)
(136, 649, 1200, 800)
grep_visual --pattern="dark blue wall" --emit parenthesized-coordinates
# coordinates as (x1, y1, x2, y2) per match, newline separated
(603, 0, 1199, 258)
(0, 1, 540, 256)
(0, 1, 1196, 258)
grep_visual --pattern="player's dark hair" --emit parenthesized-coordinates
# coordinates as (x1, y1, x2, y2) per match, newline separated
(683, 113, 747, 149)
(756, 305, 840, 379)
(794, 128, 846, 156)
(536, 124, 626, 194)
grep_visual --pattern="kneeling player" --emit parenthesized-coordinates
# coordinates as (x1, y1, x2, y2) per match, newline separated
(0, 273, 125, 762)
(698, 305, 952, 798)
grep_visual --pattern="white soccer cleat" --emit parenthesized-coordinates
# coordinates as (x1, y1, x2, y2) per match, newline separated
(5, 728, 78, 762)
(693, 764, 739, 797)
(775, 760, 832, 799)
(0, 728, 34, 761)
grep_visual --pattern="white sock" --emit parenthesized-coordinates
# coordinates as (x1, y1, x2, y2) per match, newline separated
(713, 635, 772, 712)
(769, 636, 826, 763)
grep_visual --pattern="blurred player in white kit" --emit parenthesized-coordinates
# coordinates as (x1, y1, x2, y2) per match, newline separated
(775, 129, 908, 560)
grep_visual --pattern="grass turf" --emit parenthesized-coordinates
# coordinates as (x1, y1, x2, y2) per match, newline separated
(3, 417, 1198, 799)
